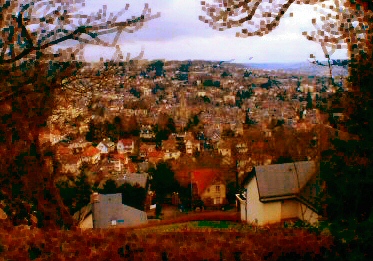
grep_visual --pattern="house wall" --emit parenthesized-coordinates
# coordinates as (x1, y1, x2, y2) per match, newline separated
(236, 195, 247, 222)
(244, 180, 319, 225)
(97, 143, 108, 154)
(79, 214, 93, 229)
(185, 141, 193, 154)
(298, 204, 319, 225)
(163, 151, 181, 161)
(92, 194, 148, 228)
(92, 153, 100, 164)
(281, 200, 299, 220)
(245, 178, 281, 226)
(240, 201, 246, 221)
(201, 182, 226, 205)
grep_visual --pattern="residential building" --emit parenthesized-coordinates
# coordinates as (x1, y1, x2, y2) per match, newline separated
(60, 155, 82, 174)
(109, 153, 129, 172)
(237, 161, 320, 226)
(91, 193, 147, 228)
(191, 169, 227, 206)
(162, 135, 181, 160)
(38, 127, 65, 145)
(97, 139, 115, 154)
(184, 132, 200, 155)
(81, 146, 101, 164)
(140, 125, 155, 139)
(117, 139, 135, 154)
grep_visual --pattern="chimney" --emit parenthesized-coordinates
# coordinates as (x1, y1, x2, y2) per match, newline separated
(91, 192, 99, 203)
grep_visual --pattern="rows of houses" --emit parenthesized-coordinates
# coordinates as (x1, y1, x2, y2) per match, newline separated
(44, 61, 339, 229)
(75, 159, 321, 229)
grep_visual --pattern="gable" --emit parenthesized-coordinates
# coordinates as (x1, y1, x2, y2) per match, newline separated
(119, 139, 134, 147)
(82, 146, 100, 157)
(192, 169, 222, 195)
(97, 143, 106, 149)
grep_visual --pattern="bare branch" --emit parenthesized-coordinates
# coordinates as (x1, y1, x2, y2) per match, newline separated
(0, 1, 160, 65)
(200, 0, 328, 37)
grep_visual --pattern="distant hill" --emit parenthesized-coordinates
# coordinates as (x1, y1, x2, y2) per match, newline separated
(244, 62, 348, 77)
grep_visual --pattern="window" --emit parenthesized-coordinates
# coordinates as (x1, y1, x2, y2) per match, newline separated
(111, 220, 117, 226)
(215, 197, 221, 205)
(215, 185, 220, 193)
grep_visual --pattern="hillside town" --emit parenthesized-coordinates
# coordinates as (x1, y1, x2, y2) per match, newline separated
(36, 59, 349, 228)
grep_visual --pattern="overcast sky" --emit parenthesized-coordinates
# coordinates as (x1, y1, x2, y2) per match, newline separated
(82, 0, 348, 63)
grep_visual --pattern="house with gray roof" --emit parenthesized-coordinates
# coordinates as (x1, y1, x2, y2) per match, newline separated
(236, 161, 321, 226)
(91, 193, 147, 228)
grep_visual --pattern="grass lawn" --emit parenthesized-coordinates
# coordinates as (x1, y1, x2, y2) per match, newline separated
(134, 220, 255, 232)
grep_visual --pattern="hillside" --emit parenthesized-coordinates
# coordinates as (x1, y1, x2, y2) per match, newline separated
(0, 220, 333, 260)
(245, 62, 348, 77)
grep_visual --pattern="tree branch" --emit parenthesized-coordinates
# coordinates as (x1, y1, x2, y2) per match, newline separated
(200, 0, 328, 37)
(0, 2, 160, 65)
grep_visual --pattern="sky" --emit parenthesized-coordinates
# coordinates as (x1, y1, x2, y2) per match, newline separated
(81, 0, 348, 63)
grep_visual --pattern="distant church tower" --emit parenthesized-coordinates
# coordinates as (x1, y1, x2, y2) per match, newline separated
(179, 92, 189, 119)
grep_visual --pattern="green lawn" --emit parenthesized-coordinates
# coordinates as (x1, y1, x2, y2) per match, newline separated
(135, 221, 254, 232)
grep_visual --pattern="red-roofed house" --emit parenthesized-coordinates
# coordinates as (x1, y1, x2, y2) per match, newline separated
(148, 151, 165, 165)
(139, 143, 156, 158)
(82, 146, 101, 164)
(109, 154, 129, 172)
(191, 169, 227, 206)
(117, 139, 135, 154)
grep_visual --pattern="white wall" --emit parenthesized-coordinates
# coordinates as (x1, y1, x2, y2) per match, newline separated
(298, 204, 319, 225)
(244, 178, 319, 226)
(281, 200, 299, 220)
(245, 178, 281, 226)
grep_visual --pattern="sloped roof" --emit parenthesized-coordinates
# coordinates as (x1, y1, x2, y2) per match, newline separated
(191, 169, 221, 195)
(112, 153, 128, 160)
(148, 151, 164, 158)
(118, 139, 134, 146)
(100, 139, 115, 148)
(56, 145, 72, 156)
(82, 146, 100, 157)
(59, 154, 81, 165)
(92, 193, 147, 228)
(254, 161, 317, 201)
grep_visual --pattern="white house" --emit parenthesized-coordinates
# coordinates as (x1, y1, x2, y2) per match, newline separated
(117, 139, 135, 154)
(184, 132, 200, 155)
(97, 139, 115, 154)
(237, 161, 320, 226)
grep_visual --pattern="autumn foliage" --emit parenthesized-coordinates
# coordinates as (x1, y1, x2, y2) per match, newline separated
(0, 220, 333, 260)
